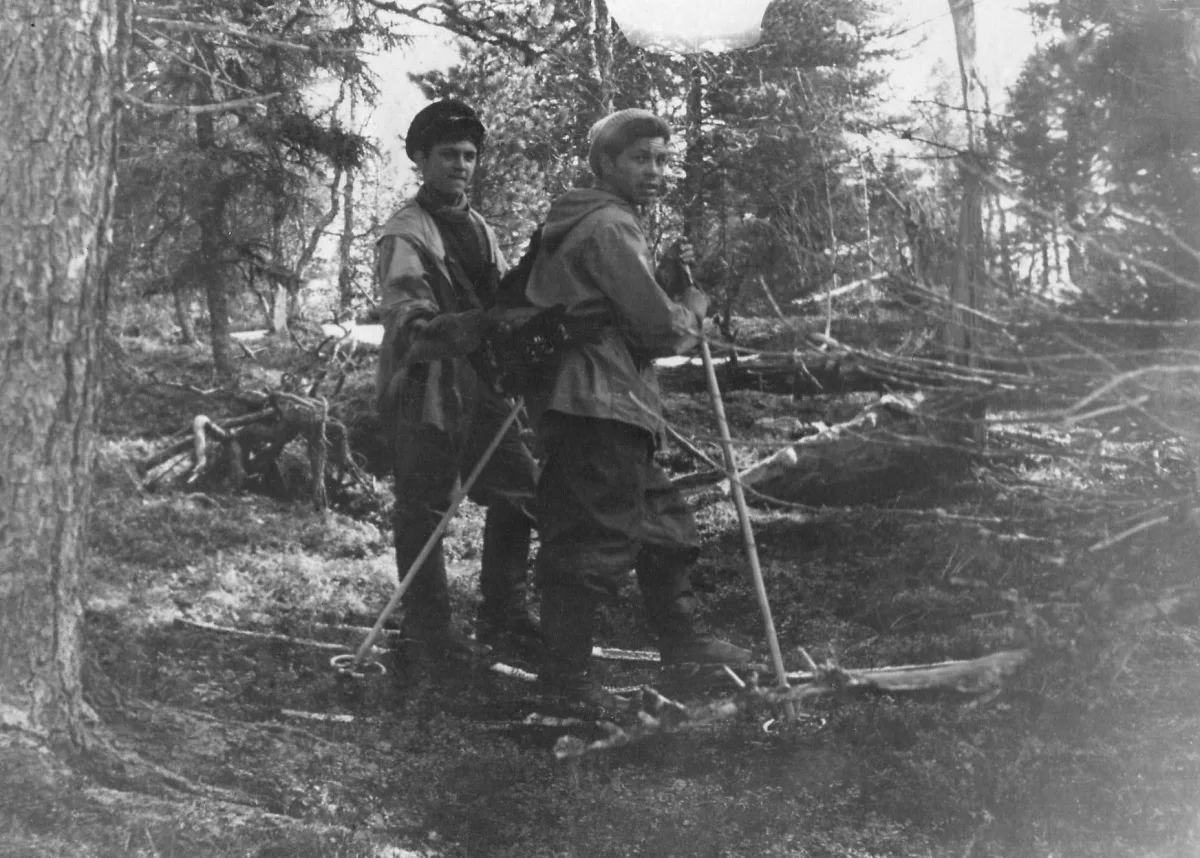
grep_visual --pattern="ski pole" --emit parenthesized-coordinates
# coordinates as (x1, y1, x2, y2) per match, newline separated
(685, 268, 789, 689)
(339, 396, 525, 673)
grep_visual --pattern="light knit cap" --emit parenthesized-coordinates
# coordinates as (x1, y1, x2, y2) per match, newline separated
(587, 108, 671, 176)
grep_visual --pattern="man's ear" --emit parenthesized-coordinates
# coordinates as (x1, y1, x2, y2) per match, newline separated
(411, 150, 428, 176)
(596, 152, 614, 180)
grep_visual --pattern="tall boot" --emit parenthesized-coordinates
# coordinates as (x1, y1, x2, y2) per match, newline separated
(637, 556, 752, 668)
(535, 586, 626, 714)
(395, 503, 485, 660)
(476, 502, 539, 653)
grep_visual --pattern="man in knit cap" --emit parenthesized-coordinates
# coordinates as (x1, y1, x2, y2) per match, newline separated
(523, 108, 752, 710)
(376, 98, 540, 659)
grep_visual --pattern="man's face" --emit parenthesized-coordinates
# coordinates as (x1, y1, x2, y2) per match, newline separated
(599, 136, 669, 206)
(414, 140, 478, 198)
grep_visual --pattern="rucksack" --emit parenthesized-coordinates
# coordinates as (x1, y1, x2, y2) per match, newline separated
(492, 223, 545, 312)
(472, 223, 609, 398)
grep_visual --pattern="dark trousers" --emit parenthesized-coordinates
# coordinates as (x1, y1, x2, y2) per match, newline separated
(391, 394, 537, 630)
(534, 412, 700, 675)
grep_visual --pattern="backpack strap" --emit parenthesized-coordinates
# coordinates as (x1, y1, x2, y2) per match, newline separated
(491, 223, 543, 311)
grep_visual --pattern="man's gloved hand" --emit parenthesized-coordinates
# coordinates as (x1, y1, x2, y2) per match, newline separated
(422, 309, 491, 352)
(657, 239, 697, 297)
(679, 286, 709, 321)
(402, 309, 493, 365)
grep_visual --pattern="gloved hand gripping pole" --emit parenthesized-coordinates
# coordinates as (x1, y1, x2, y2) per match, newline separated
(333, 396, 526, 676)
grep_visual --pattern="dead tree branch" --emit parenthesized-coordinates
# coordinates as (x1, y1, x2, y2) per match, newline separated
(553, 650, 1031, 759)
(139, 390, 376, 510)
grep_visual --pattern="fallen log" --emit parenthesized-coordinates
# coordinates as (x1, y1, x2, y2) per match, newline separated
(553, 649, 1031, 759)
(755, 390, 982, 505)
(658, 352, 892, 397)
(657, 329, 1031, 399)
(669, 391, 980, 506)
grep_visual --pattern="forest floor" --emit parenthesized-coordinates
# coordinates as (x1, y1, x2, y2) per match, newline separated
(3, 324, 1199, 858)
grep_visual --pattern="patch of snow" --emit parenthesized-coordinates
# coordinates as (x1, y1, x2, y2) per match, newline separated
(322, 322, 384, 347)
(654, 353, 757, 368)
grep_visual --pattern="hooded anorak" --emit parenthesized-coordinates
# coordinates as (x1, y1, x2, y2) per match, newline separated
(524, 187, 703, 440)
(374, 198, 505, 435)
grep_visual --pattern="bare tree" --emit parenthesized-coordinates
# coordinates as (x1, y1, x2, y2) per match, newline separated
(0, 0, 129, 751)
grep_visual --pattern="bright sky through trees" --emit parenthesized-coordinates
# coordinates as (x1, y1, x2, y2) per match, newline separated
(364, 1, 1039, 184)
(886, 0, 1038, 109)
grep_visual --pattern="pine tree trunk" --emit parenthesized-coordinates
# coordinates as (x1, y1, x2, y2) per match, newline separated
(337, 171, 358, 311)
(0, 0, 128, 751)
(593, 0, 613, 115)
(202, 238, 235, 375)
(194, 88, 235, 377)
(1059, 0, 1087, 285)
(682, 63, 706, 245)
(337, 90, 359, 313)
(271, 283, 289, 334)
(174, 288, 197, 344)
(581, 0, 613, 125)
(997, 194, 1015, 297)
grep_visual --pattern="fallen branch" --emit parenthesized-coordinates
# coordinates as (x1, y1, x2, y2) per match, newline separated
(552, 650, 1030, 759)
(1087, 514, 1173, 553)
(139, 390, 377, 510)
(174, 617, 383, 654)
(792, 272, 889, 307)
(141, 408, 275, 472)
(757, 274, 787, 320)
(280, 709, 354, 724)
(187, 415, 228, 484)
(662, 390, 981, 507)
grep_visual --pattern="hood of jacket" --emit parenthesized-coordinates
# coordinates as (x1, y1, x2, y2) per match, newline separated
(541, 187, 633, 254)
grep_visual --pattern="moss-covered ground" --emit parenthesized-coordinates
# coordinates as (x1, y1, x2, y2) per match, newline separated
(2, 330, 1197, 858)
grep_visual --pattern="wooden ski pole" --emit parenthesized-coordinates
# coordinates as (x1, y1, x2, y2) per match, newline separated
(346, 396, 525, 669)
(687, 270, 789, 689)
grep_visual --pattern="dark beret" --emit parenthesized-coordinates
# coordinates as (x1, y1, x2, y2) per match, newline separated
(405, 98, 487, 161)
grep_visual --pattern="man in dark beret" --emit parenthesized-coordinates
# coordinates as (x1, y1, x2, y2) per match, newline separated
(375, 99, 539, 659)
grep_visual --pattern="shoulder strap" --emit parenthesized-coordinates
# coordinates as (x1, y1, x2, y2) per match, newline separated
(492, 223, 545, 311)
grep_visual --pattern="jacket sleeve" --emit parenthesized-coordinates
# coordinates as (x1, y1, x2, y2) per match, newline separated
(483, 220, 509, 278)
(377, 234, 440, 360)
(581, 219, 702, 357)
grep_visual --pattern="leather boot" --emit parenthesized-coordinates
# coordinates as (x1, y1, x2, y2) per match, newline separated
(476, 502, 540, 655)
(535, 587, 627, 715)
(658, 633, 753, 667)
(638, 561, 752, 668)
(396, 504, 486, 661)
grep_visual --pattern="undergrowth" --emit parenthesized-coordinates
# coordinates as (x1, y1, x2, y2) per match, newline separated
(2, 336, 1197, 858)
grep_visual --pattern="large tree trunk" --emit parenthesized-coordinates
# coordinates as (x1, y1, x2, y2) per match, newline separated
(0, 0, 128, 751)
(946, 0, 988, 445)
(946, 0, 983, 371)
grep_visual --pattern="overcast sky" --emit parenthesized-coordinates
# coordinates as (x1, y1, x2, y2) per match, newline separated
(361, 1, 1040, 186)
(884, 0, 1039, 106)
